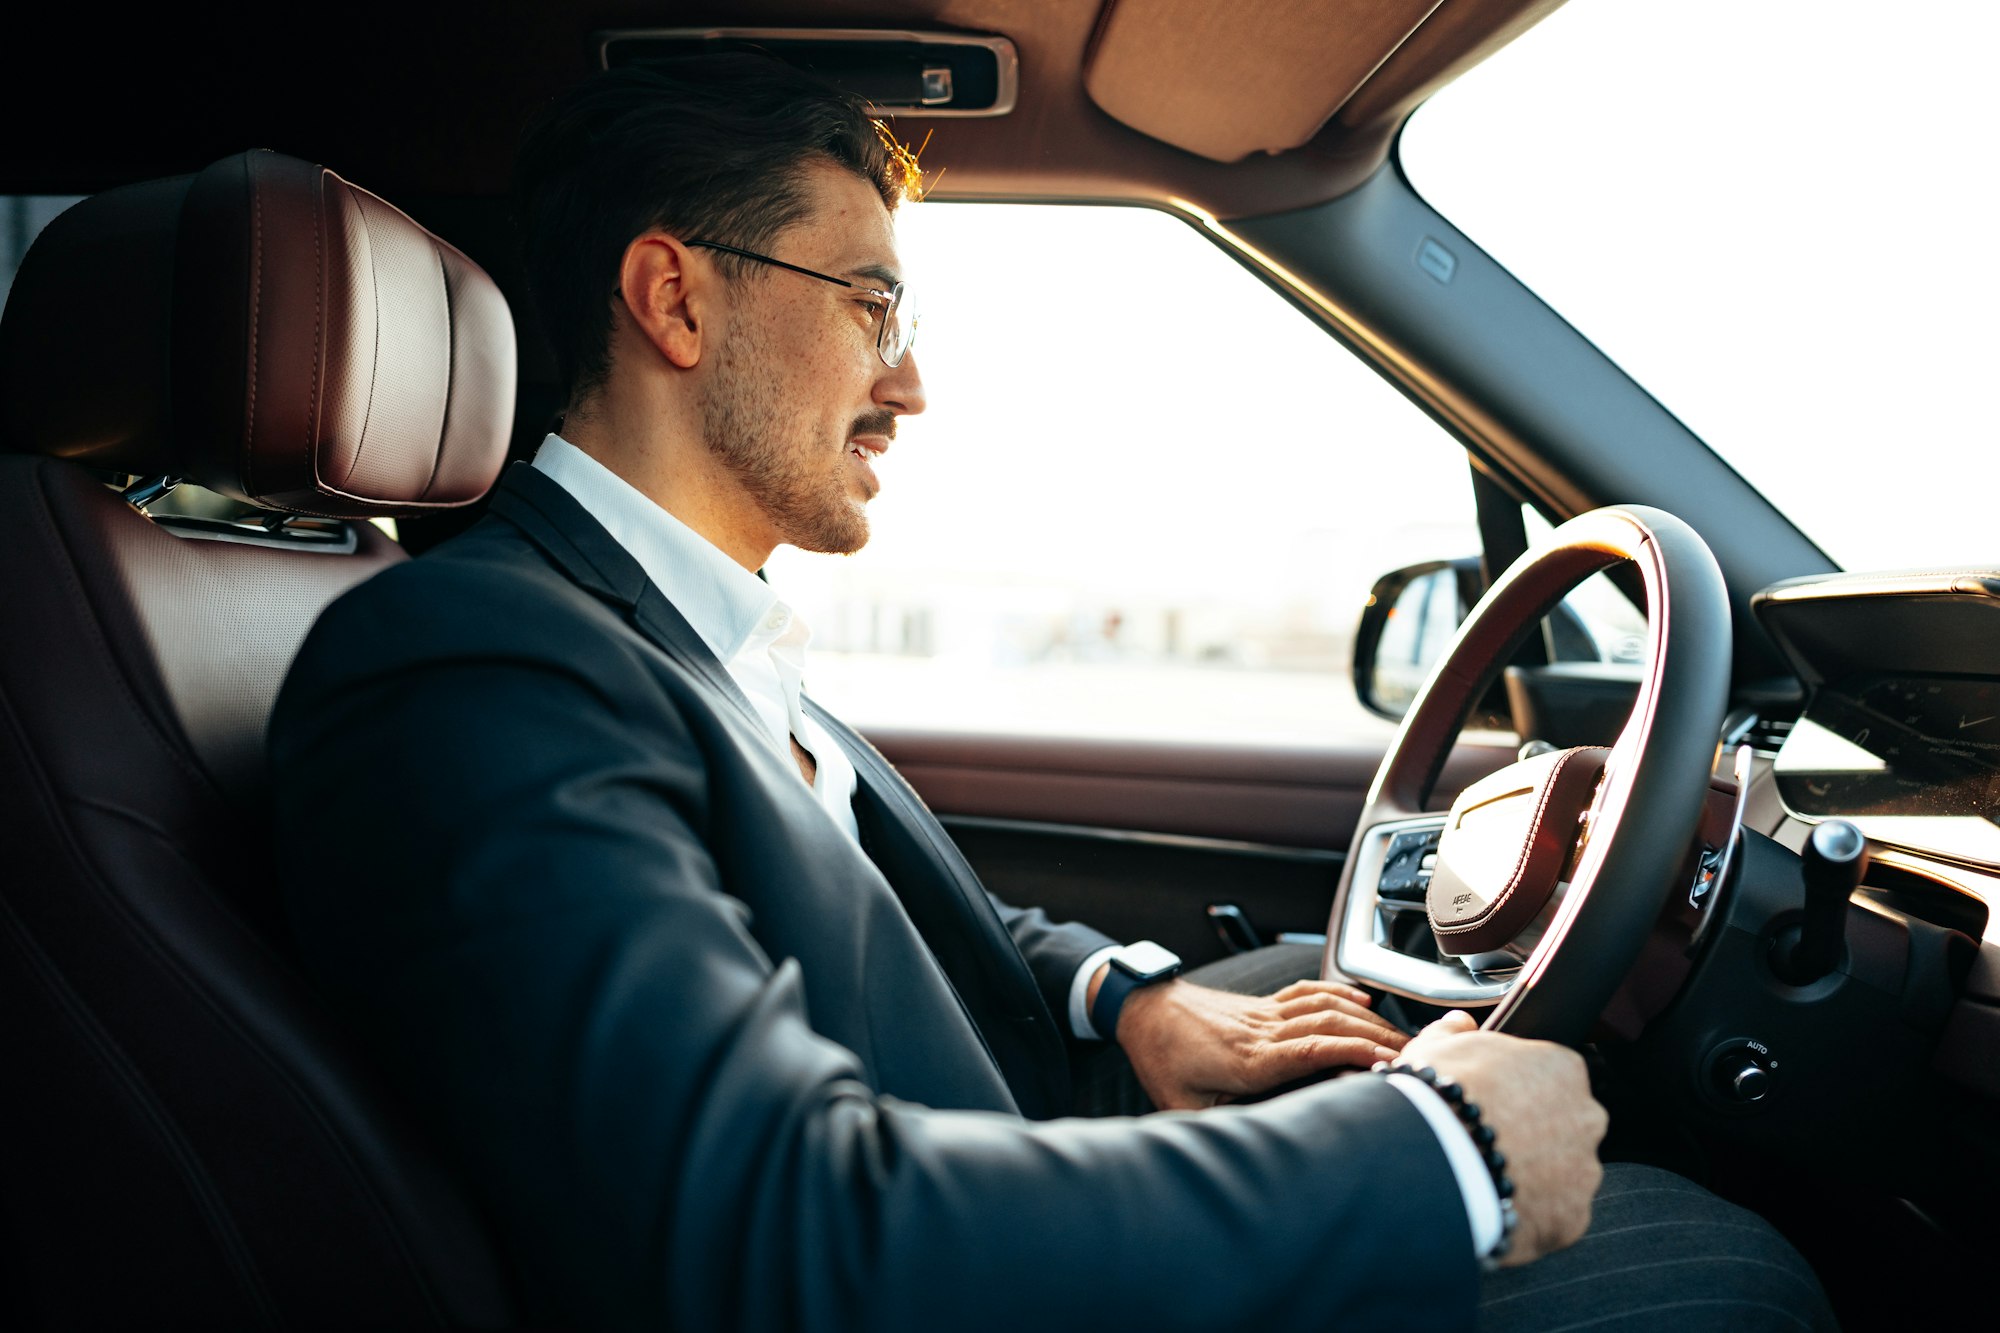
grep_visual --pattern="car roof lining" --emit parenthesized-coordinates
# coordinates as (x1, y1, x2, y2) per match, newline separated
(0, 0, 1565, 219)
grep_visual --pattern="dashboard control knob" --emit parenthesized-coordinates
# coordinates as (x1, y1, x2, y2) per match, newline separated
(1729, 1063, 1771, 1103)
(1706, 1038, 1777, 1108)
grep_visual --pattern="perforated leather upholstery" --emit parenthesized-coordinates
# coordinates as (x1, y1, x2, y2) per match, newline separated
(0, 152, 515, 1328)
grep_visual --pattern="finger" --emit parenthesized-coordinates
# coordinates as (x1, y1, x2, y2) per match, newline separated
(1279, 1009, 1410, 1050)
(1271, 992, 1395, 1027)
(1272, 979, 1373, 1006)
(1250, 1035, 1402, 1088)
(1417, 1009, 1478, 1039)
(1399, 1010, 1481, 1065)
(1585, 1099, 1610, 1149)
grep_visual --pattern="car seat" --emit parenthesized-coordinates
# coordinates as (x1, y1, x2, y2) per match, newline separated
(0, 150, 517, 1328)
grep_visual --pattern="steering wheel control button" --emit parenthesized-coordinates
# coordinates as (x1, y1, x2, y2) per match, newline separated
(1377, 829, 1440, 903)
(1428, 745, 1609, 957)
(1705, 1038, 1777, 1109)
(1688, 846, 1724, 908)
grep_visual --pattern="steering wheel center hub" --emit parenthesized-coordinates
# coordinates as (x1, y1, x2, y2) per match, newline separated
(1427, 746, 1609, 957)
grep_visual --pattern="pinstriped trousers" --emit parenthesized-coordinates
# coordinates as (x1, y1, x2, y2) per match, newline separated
(1072, 944, 1838, 1332)
(1477, 1163, 1834, 1332)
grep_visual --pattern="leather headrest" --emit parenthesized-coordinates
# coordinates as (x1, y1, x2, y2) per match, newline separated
(0, 150, 513, 516)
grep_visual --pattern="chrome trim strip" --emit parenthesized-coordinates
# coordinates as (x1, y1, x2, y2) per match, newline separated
(1334, 815, 1511, 1006)
(935, 813, 1345, 866)
(593, 28, 1020, 117)
(1712, 745, 1753, 902)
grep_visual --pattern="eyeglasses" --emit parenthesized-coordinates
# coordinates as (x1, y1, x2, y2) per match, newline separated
(687, 240, 918, 369)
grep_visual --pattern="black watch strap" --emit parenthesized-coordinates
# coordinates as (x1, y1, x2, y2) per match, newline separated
(1090, 941, 1182, 1041)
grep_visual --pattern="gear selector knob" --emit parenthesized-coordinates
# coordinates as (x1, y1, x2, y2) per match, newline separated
(1773, 819, 1867, 985)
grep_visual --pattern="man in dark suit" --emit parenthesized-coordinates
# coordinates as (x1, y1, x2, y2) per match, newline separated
(271, 57, 1832, 1332)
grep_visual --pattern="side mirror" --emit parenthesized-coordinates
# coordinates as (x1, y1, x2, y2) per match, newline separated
(1353, 555, 1611, 722)
(1353, 557, 1483, 720)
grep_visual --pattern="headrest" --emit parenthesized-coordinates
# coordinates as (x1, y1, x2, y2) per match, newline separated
(0, 150, 514, 517)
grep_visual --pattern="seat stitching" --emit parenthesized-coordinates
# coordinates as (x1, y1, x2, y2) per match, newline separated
(61, 794, 465, 1325)
(306, 168, 326, 496)
(4, 678, 462, 1326)
(29, 464, 213, 792)
(417, 243, 454, 501)
(1436, 746, 1606, 937)
(0, 692, 281, 1327)
(11, 467, 459, 1323)
(243, 157, 263, 497)
(339, 182, 382, 491)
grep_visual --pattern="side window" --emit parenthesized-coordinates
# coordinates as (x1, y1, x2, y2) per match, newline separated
(768, 202, 1485, 746)
(1523, 505, 1650, 665)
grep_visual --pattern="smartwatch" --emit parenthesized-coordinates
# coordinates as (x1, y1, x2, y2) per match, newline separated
(1089, 940, 1183, 1042)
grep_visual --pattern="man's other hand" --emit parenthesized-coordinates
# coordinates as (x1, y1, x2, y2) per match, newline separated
(1399, 1011, 1607, 1267)
(1114, 979, 1407, 1111)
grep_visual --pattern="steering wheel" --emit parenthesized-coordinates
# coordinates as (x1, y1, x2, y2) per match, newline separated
(1324, 505, 1732, 1045)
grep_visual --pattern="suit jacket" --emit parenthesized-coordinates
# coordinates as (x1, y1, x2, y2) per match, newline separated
(271, 463, 1477, 1331)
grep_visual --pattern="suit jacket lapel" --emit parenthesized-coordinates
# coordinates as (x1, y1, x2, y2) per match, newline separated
(486, 464, 767, 738)
(490, 463, 1070, 1116)
(807, 701, 1071, 1120)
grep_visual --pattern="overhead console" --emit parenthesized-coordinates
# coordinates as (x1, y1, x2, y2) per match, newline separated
(595, 27, 1018, 117)
(1754, 570, 2000, 868)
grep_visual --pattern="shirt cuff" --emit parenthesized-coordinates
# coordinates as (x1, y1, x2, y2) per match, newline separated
(1067, 945, 1122, 1041)
(1384, 1073, 1503, 1258)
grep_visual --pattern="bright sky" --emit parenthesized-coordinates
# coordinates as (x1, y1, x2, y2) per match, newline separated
(778, 0, 2000, 694)
(1399, 0, 2000, 573)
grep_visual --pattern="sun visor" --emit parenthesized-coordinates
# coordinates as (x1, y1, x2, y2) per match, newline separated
(1083, 0, 1444, 162)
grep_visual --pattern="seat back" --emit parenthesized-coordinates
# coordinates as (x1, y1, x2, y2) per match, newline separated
(0, 151, 516, 1328)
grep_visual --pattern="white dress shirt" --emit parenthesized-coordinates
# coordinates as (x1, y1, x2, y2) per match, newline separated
(531, 434, 1499, 1258)
(534, 435, 861, 839)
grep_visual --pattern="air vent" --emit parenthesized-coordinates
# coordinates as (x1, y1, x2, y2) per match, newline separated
(595, 28, 1019, 118)
(1746, 714, 1796, 755)
(1722, 708, 1797, 757)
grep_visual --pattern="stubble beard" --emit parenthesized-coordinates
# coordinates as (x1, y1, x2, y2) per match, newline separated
(698, 319, 870, 556)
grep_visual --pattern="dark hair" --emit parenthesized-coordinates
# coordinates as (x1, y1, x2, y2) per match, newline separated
(516, 55, 906, 404)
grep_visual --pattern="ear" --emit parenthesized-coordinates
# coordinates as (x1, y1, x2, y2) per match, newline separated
(615, 230, 707, 370)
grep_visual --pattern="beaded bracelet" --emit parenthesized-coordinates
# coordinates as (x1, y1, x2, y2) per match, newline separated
(1376, 1061, 1520, 1267)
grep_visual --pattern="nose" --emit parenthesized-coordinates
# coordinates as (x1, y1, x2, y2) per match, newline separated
(875, 349, 926, 418)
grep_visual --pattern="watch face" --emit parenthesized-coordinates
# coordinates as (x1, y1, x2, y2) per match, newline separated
(1116, 940, 1181, 981)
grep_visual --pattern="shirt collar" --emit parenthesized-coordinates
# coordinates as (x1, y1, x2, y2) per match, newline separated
(531, 433, 781, 662)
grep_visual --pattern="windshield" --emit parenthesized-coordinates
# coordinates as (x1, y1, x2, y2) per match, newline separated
(1399, 0, 1999, 573)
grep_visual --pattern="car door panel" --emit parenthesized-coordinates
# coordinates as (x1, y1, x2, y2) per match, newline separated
(868, 728, 1515, 966)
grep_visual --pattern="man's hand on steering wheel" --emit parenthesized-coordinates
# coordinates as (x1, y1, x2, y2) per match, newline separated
(1401, 1010, 1608, 1267)
(1113, 978, 1408, 1110)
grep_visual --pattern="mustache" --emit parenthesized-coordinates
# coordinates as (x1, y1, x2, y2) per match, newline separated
(848, 410, 897, 441)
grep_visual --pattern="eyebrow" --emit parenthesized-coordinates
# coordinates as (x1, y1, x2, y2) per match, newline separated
(846, 263, 901, 289)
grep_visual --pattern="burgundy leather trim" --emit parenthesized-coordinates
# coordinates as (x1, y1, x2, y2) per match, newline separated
(0, 151, 512, 518)
(866, 728, 1515, 852)
(0, 453, 514, 1323)
(1428, 745, 1609, 953)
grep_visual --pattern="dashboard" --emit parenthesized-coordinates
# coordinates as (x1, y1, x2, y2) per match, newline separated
(1756, 571, 2000, 870)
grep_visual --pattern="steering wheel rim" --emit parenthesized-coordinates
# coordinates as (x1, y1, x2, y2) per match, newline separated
(1324, 505, 1733, 1045)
